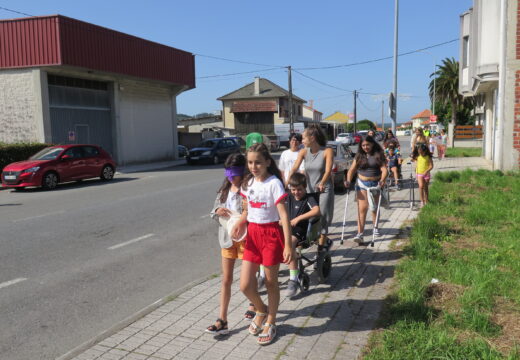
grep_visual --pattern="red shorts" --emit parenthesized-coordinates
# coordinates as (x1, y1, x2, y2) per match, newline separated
(243, 222, 285, 266)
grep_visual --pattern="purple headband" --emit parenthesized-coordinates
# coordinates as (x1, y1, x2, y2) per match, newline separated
(225, 166, 245, 181)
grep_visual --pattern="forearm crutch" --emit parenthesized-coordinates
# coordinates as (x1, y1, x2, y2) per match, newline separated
(371, 188, 383, 248)
(340, 189, 350, 245)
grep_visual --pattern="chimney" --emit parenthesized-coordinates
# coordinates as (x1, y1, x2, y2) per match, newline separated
(254, 77, 260, 96)
(309, 99, 314, 109)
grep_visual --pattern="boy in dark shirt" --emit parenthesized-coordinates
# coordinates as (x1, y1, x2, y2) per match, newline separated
(386, 144, 402, 189)
(284, 173, 320, 298)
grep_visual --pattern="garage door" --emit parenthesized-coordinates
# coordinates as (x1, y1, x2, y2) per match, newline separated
(48, 74, 114, 156)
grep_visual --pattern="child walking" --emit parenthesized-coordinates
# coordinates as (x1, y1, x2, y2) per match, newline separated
(231, 143, 293, 345)
(412, 143, 434, 207)
(206, 153, 255, 336)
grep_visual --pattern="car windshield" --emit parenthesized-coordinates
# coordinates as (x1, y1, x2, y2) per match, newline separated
(29, 147, 65, 160)
(337, 134, 347, 137)
(198, 140, 216, 148)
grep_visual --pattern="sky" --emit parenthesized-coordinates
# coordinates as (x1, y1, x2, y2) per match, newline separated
(1, 0, 473, 124)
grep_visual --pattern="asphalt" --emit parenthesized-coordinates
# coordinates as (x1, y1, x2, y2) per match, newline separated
(60, 156, 492, 360)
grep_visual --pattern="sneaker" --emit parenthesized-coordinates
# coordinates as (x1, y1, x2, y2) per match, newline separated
(257, 275, 265, 290)
(396, 183, 401, 190)
(373, 228, 381, 237)
(353, 233, 364, 244)
(285, 279, 299, 298)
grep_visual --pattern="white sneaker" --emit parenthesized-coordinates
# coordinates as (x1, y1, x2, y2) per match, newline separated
(373, 228, 381, 237)
(353, 233, 364, 244)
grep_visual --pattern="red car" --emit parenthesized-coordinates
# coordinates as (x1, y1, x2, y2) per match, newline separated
(1, 144, 116, 190)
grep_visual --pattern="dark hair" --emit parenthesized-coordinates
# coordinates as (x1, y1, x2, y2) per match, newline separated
(242, 143, 284, 190)
(289, 133, 302, 142)
(355, 135, 385, 168)
(383, 129, 396, 142)
(218, 153, 246, 203)
(304, 124, 327, 146)
(412, 143, 432, 160)
(288, 172, 307, 188)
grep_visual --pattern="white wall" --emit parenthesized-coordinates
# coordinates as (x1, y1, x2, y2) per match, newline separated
(117, 79, 175, 165)
(0, 68, 45, 143)
(478, 0, 500, 68)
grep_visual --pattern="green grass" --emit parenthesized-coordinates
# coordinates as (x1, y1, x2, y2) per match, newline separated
(364, 169, 520, 359)
(446, 147, 483, 157)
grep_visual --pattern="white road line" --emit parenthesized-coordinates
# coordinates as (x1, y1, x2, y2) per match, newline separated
(12, 211, 65, 223)
(108, 233, 155, 250)
(0, 278, 27, 290)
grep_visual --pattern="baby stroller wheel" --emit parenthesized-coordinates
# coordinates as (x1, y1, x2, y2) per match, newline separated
(317, 252, 332, 283)
(298, 272, 310, 292)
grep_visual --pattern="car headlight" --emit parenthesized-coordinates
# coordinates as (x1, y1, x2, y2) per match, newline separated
(22, 166, 40, 174)
(202, 151, 211, 155)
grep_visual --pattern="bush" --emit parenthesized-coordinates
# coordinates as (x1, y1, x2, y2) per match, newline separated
(0, 143, 53, 171)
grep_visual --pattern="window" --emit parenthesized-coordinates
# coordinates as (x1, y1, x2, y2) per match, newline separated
(83, 146, 100, 157)
(63, 147, 84, 159)
(462, 36, 469, 68)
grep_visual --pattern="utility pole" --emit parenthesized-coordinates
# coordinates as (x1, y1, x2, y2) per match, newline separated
(288, 66, 294, 133)
(391, 0, 399, 134)
(353, 90, 357, 133)
(381, 100, 384, 131)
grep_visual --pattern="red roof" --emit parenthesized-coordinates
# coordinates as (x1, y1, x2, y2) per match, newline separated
(0, 15, 195, 88)
(411, 109, 432, 119)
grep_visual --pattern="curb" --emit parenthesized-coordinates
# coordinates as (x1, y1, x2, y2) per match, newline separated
(56, 273, 218, 360)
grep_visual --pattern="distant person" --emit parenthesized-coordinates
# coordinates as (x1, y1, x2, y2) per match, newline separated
(383, 129, 400, 149)
(386, 144, 402, 190)
(206, 153, 255, 336)
(437, 129, 448, 160)
(288, 124, 334, 252)
(344, 136, 388, 244)
(423, 126, 431, 138)
(411, 127, 428, 151)
(412, 143, 434, 207)
(278, 133, 304, 186)
(283, 173, 320, 298)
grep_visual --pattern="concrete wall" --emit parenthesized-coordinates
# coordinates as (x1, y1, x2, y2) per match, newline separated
(117, 79, 176, 165)
(0, 68, 46, 143)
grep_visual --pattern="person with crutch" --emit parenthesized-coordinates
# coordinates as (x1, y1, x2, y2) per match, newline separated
(344, 136, 388, 245)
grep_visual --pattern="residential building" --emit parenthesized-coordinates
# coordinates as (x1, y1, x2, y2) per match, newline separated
(0, 15, 195, 165)
(459, 0, 519, 170)
(217, 77, 305, 135)
(302, 101, 323, 123)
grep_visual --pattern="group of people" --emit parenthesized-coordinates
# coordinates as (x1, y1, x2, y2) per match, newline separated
(205, 124, 436, 345)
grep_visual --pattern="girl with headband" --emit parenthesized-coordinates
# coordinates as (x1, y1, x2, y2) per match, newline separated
(206, 153, 255, 336)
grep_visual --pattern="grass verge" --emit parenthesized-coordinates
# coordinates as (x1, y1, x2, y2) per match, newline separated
(446, 147, 482, 157)
(363, 169, 520, 359)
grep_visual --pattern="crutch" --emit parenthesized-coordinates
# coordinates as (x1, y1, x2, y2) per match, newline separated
(371, 188, 383, 248)
(340, 189, 350, 245)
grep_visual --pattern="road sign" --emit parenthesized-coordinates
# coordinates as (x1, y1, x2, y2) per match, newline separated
(68, 131, 75, 141)
(388, 92, 395, 118)
(429, 115, 438, 123)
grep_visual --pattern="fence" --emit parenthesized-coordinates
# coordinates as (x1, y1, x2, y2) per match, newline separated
(454, 125, 483, 139)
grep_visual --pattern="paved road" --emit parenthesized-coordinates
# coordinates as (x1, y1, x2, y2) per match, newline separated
(0, 163, 226, 360)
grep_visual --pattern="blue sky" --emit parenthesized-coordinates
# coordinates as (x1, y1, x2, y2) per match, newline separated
(1, 0, 472, 124)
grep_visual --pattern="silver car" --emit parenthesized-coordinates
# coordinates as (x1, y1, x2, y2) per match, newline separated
(326, 141, 355, 191)
(335, 133, 353, 145)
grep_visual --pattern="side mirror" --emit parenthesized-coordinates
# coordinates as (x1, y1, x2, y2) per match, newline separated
(61, 154, 71, 160)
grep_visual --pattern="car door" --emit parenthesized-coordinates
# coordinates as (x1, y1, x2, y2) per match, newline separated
(215, 140, 226, 161)
(56, 147, 86, 181)
(82, 146, 102, 178)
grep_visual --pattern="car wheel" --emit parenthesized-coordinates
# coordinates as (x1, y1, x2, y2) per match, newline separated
(42, 172, 58, 190)
(100, 165, 115, 181)
(213, 155, 219, 165)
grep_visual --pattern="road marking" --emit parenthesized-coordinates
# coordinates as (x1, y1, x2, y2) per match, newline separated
(108, 233, 155, 250)
(12, 211, 65, 223)
(200, 214, 210, 219)
(0, 278, 27, 290)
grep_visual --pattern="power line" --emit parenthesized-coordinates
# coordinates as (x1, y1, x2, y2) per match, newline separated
(294, 39, 458, 71)
(0, 6, 33, 17)
(194, 53, 284, 68)
(292, 69, 354, 93)
(196, 67, 283, 79)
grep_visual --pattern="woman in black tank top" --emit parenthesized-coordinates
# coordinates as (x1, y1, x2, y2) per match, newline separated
(344, 136, 388, 244)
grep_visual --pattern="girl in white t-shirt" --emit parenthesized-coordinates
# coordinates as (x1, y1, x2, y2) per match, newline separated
(206, 153, 255, 336)
(231, 143, 293, 346)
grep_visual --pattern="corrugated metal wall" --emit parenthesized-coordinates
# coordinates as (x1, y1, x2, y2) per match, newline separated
(0, 16, 61, 67)
(0, 15, 195, 88)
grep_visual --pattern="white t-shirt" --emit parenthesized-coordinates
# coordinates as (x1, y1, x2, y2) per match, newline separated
(278, 148, 304, 182)
(225, 189, 241, 213)
(241, 175, 287, 224)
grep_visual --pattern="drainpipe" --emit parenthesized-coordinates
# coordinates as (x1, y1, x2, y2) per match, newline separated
(495, 0, 507, 170)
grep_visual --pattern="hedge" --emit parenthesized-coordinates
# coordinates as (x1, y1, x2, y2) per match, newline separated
(0, 143, 53, 171)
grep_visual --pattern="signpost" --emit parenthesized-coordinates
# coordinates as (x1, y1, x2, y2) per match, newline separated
(68, 131, 75, 142)
(429, 115, 437, 123)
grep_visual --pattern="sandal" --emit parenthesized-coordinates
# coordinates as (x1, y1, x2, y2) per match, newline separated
(257, 323, 276, 345)
(248, 311, 267, 335)
(205, 318, 229, 335)
(244, 303, 256, 320)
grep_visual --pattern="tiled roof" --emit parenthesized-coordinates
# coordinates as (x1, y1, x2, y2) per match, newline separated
(217, 78, 305, 102)
(411, 109, 432, 119)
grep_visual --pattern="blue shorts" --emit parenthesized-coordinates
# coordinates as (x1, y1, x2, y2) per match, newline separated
(355, 179, 379, 192)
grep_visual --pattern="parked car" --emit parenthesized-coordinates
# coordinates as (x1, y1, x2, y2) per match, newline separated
(186, 138, 240, 165)
(326, 141, 355, 191)
(225, 136, 247, 152)
(335, 133, 353, 145)
(404, 130, 411, 136)
(177, 145, 188, 157)
(353, 133, 362, 144)
(1, 144, 116, 190)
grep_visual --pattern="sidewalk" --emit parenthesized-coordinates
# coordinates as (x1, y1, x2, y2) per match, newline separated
(63, 157, 492, 360)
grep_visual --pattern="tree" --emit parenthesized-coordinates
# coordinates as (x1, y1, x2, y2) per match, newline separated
(429, 57, 474, 146)
(356, 119, 376, 131)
